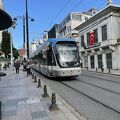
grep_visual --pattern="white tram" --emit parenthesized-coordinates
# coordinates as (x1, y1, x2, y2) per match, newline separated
(30, 38, 81, 77)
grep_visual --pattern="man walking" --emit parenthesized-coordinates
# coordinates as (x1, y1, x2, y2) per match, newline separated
(14, 61, 20, 74)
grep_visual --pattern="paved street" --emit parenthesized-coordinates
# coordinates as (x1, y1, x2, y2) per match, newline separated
(32, 69, 120, 120)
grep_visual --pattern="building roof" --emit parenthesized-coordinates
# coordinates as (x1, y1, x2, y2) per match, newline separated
(75, 4, 120, 30)
(0, 8, 12, 30)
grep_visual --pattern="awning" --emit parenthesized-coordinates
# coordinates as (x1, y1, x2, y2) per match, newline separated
(0, 9, 12, 30)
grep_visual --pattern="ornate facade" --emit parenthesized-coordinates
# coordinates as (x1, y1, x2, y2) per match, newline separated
(75, 4, 120, 71)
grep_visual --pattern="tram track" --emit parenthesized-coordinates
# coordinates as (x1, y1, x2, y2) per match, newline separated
(32, 68, 120, 120)
(77, 79, 120, 96)
(81, 73, 120, 84)
(33, 68, 120, 114)
(58, 80, 120, 115)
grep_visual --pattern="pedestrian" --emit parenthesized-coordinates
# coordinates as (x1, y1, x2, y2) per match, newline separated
(14, 61, 20, 74)
(3, 63, 7, 70)
(23, 61, 27, 71)
(26, 62, 31, 76)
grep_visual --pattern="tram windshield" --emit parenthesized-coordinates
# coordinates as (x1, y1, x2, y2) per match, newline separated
(55, 41, 80, 68)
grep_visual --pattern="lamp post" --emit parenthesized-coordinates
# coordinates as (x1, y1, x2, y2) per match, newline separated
(13, 14, 34, 58)
(13, 15, 25, 49)
(25, 0, 35, 59)
(23, 15, 25, 49)
(10, 27, 13, 65)
(26, 0, 29, 59)
(10, 21, 16, 65)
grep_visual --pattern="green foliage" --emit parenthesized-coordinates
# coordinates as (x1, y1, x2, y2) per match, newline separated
(13, 46, 19, 59)
(1, 31, 10, 58)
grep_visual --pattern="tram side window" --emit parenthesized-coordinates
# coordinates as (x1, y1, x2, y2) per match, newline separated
(42, 50, 47, 65)
(47, 49, 52, 65)
(47, 45, 56, 66)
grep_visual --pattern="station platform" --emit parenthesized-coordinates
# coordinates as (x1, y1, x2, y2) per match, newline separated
(0, 67, 84, 120)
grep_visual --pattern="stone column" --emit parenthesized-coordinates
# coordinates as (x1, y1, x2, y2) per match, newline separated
(88, 55, 91, 69)
(112, 51, 118, 69)
(102, 53, 107, 69)
(118, 46, 120, 69)
(95, 54, 98, 69)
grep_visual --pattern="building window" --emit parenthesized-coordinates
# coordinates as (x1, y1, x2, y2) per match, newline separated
(94, 29, 98, 43)
(85, 16, 89, 21)
(106, 53, 112, 68)
(72, 14, 81, 20)
(87, 32, 90, 46)
(66, 14, 71, 22)
(68, 26, 71, 33)
(102, 25, 107, 41)
(98, 54, 102, 68)
(90, 55, 95, 68)
(81, 35, 84, 47)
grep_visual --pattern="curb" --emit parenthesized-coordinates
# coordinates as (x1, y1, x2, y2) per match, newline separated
(82, 70, 120, 76)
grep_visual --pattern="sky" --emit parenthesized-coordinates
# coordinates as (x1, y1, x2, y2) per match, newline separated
(3, 0, 120, 49)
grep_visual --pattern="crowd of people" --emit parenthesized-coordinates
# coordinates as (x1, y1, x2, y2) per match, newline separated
(0, 58, 32, 76)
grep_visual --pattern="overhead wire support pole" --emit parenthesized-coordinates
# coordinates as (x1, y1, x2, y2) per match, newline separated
(26, 0, 29, 59)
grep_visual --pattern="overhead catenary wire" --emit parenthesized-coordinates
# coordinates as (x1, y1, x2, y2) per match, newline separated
(49, 0, 72, 27)
(69, 0, 85, 12)
(48, 0, 117, 30)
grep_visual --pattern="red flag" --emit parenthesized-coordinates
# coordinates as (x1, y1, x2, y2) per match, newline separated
(89, 32, 95, 45)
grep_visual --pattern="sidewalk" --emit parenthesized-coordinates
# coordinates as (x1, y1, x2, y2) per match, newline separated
(0, 67, 85, 120)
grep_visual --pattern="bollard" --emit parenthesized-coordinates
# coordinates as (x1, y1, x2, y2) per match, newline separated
(0, 101, 1, 120)
(101, 67, 104, 72)
(87, 67, 88, 70)
(49, 93, 58, 111)
(109, 68, 111, 73)
(37, 79, 41, 88)
(32, 73, 34, 79)
(33, 75, 37, 83)
(96, 67, 97, 72)
(42, 85, 48, 97)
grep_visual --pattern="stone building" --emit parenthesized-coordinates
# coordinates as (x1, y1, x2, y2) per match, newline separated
(75, 3, 120, 71)
(58, 12, 93, 39)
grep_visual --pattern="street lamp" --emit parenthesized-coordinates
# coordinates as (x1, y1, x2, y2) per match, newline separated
(13, 15, 26, 49)
(10, 21, 16, 65)
(13, 15, 34, 58)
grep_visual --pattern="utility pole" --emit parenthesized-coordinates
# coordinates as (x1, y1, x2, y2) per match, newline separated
(26, 0, 29, 59)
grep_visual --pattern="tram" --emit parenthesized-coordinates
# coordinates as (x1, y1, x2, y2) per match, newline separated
(30, 38, 81, 77)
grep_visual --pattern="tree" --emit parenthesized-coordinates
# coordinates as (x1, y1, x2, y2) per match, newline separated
(1, 31, 10, 58)
(13, 46, 19, 59)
